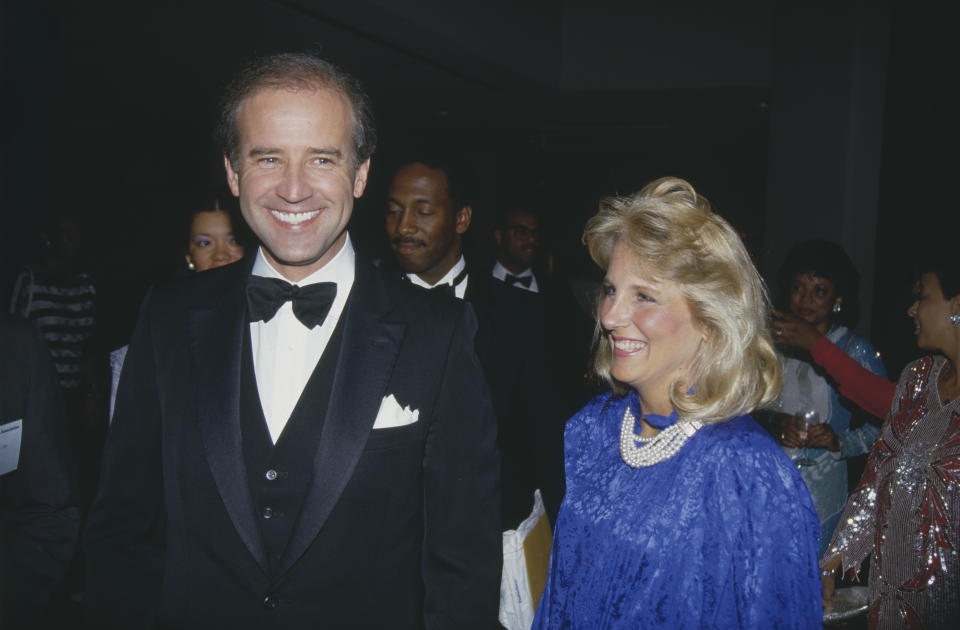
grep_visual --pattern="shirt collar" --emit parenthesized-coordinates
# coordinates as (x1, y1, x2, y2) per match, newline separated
(251, 233, 356, 292)
(407, 255, 467, 290)
(492, 260, 533, 281)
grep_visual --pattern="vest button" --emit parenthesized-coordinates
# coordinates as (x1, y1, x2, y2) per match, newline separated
(263, 595, 278, 610)
(262, 506, 273, 519)
(265, 469, 278, 481)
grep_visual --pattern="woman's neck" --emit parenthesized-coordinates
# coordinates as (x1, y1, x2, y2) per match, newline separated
(635, 389, 673, 416)
(942, 335, 960, 378)
(637, 418, 658, 438)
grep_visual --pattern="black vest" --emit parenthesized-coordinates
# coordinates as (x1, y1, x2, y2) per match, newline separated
(240, 317, 345, 574)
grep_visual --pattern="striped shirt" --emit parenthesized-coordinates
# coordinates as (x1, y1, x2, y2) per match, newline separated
(9, 269, 96, 390)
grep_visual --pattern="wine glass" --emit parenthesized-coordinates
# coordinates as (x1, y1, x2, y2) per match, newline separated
(794, 409, 819, 467)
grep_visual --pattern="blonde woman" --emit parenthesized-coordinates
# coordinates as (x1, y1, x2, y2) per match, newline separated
(533, 178, 821, 629)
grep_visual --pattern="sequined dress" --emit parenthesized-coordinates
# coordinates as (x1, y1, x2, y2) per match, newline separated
(532, 394, 822, 629)
(823, 356, 960, 628)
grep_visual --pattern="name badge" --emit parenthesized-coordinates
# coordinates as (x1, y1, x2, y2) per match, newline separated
(0, 419, 23, 476)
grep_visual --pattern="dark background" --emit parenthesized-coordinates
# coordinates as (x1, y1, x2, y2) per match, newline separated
(1, 0, 954, 375)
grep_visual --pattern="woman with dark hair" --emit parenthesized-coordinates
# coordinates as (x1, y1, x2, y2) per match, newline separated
(770, 240, 886, 555)
(183, 198, 247, 273)
(108, 198, 247, 419)
(533, 178, 820, 629)
(820, 249, 960, 627)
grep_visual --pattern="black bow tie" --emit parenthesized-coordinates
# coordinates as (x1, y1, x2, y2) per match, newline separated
(504, 273, 532, 288)
(246, 276, 337, 329)
(429, 282, 456, 297)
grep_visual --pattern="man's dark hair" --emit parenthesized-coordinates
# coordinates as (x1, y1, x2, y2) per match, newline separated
(916, 241, 960, 300)
(777, 239, 860, 326)
(396, 152, 472, 212)
(215, 52, 377, 169)
(181, 191, 253, 252)
(496, 205, 539, 229)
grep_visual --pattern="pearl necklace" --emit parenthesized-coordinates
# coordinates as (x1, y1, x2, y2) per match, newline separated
(619, 404, 702, 468)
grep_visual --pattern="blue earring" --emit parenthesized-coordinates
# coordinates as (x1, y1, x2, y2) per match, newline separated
(951, 314, 960, 328)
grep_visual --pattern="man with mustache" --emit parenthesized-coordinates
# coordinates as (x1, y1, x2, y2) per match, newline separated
(385, 157, 562, 529)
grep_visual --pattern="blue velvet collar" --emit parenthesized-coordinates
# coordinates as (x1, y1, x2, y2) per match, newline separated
(626, 390, 679, 429)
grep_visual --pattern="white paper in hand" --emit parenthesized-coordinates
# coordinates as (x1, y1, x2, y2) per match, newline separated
(0, 419, 23, 476)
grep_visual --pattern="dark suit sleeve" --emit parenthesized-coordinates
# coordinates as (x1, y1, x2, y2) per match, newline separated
(84, 290, 165, 627)
(520, 309, 564, 526)
(422, 304, 502, 629)
(1, 318, 80, 624)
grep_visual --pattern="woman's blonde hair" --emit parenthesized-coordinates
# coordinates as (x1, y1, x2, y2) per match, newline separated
(584, 176, 781, 424)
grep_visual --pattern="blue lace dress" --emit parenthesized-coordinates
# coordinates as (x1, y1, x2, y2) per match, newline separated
(533, 394, 822, 629)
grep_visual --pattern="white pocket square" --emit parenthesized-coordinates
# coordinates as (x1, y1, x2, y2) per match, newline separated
(372, 394, 419, 429)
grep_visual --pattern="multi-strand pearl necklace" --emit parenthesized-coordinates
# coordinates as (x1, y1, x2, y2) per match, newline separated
(619, 404, 703, 468)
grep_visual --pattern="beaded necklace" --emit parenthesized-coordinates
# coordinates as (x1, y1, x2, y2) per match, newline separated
(619, 404, 702, 468)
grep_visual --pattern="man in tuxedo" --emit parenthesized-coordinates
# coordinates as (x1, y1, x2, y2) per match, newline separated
(85, 53, 500, 629)
(385, 158, 562, 528)
(1, 314, 79, 628)
(491, 208, 540, 293)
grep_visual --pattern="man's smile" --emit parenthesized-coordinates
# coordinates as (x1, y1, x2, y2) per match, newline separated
(269, 209, 321, 225)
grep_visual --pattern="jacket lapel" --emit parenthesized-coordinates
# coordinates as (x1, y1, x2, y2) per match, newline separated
(276, 262, 405, 575)
(187, 260, 269, 572)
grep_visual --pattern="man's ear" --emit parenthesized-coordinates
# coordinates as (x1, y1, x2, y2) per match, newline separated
(224, 155, 240, 197)
(455, 205, 472, 235)
(353, 158, 371, 198)
(493, 228, 503, 248)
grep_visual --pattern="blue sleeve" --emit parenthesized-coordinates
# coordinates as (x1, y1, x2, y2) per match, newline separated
(838, 335, 885, 458)
(533, 394, 611, 630)
(709, 432, 822, 629)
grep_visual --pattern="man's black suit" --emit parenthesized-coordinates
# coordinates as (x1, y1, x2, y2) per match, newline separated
(0, 315, 79, 627)
(461, 268, 562, 528)
(85, 255, 501, 629)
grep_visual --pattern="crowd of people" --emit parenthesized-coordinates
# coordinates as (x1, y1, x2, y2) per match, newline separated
(1, 50, 957, 630)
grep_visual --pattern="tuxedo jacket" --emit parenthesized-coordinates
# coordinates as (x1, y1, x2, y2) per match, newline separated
(0, 315, 79, 627)
(84, 255, 501, 629)
(460, 269, 563, 528)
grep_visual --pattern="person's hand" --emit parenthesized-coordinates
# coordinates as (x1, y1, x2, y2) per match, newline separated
(776, 413, 805, 448)
(821, 571, 836, 608)
(820, 557, 841, 607)
(806, 423, 840, 452)
(770, 309, 823, 352)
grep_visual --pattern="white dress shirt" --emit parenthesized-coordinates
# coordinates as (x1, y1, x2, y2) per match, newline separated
(406, 255, 468, 300)
(491, 260, 538, 293)
(249, 235, 355, 443)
